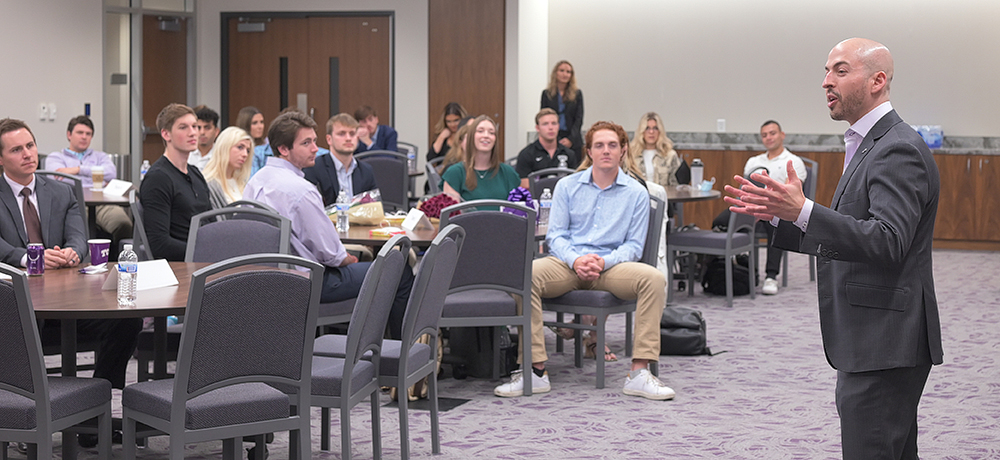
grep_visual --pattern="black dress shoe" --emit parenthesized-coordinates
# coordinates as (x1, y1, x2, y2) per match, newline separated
(247, 445, 269, 460)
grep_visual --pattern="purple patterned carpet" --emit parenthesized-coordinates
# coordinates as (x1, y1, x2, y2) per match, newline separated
(28, 249, 1000, 459)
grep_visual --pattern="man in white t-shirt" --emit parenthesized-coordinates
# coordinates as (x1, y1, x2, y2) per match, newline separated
(743, 120, 807, 295)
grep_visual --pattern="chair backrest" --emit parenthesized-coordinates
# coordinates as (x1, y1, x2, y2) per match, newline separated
(128, 189, 154, 261)
(0, 263, 52, 424)
(640, 196, 665, 266)
(801, 157, 818, 201)
(173, 254, 322, 409)
(726, 208, 757, 240)
(184, 207, 291, 263)
(527, 167, 574, 199)
(343, 235, 411, 369)
(35, 170, 89, 241)
(439, 200, 535, 295)
(399, 224, 464, 347)
(425, 157, 445, 194)
(356, 150, 409, 212)
(227, 199, 278, 213)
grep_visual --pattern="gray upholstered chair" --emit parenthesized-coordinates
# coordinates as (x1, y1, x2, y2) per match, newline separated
(541, 196, 665, 388)
(668, 209, 757, 308)
(121, 254, 323, 460)
(184, 206, 291, 263)
(35, 170, 89, 241)
(438, 200, 536, 394)
(310, 235, 411, 458)
(0, 263, 112, 460)
(313, 224, 464, 459)
(425, 157, 445, 195)
(527, 167, 574, 199)
(356, 150, 410, 212)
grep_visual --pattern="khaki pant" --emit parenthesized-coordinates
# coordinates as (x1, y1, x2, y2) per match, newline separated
(95, 205, 133, 241)
(522, 256, 666, 364)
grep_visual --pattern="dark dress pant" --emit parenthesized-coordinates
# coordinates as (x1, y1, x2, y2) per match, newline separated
(322, 260, 414, 340)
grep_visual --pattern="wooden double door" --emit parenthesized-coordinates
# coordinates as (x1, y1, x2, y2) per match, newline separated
(224, 15, 391, 149)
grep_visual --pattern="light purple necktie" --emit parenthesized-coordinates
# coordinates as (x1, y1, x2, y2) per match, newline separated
(843, 129, 860, 173)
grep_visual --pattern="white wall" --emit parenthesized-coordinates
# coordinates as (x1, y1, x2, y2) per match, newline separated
(514, 0, 549, 150)
(547, 0, 1000, 137)
(1, 0, 105, 153)
(194, 0, 428, 151)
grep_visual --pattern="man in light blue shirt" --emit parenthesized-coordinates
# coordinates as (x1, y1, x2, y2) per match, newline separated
(494, 121, 672, 400)
(244, 111, 412, 338)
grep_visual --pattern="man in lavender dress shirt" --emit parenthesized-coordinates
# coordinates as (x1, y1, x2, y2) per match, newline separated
(46, 115, 133, 247)
(243, 111, 412, 338)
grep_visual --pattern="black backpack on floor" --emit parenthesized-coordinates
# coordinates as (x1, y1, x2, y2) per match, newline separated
(701, 254, 757, 296)
(660, 306, 711, 356)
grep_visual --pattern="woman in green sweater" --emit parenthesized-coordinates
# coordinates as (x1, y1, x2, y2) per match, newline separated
(442, 115, 519, 204)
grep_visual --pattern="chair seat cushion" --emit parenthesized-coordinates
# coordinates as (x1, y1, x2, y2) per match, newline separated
(318, 298, 356, 323)
(380, 341, 431, 378)
(544, 290, 633, 307)
(311, 357, 376, 398)
(313, 334, 349, 358)
(0, 377, 111, 429)
(122, 380, 289, 430)
(442, 289, 516, 317)
(668, 230, 753, 250)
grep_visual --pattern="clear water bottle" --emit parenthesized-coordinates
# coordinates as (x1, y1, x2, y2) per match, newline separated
(336, 189, 351, 233)
(117, 244, 138, 307)
(690, 158, 704, 187)
(407, 150, 417, 173)
(538, 188, 553, 228)
(140, 160, 151, 181)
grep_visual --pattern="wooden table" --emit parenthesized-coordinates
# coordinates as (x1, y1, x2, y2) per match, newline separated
(339, 224, 439, 247)
(82, 189, 130, 242)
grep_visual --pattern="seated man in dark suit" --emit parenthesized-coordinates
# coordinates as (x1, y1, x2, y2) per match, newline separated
(353, 105, 398, 154)
(0, 118, 142, 406)
(303, 113, 378, 207)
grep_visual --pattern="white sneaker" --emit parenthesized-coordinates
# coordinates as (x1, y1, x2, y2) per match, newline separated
(623, 368, 676, 401)
(762, 277, 779, 295)
(494, 368, 551, 397)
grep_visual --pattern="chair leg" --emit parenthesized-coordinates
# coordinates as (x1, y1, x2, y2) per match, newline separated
(370, 388, 382, 460)
(1, 441, 7, 460)
(781, 251, 789, 287)
(321, 407, 331, 452)
(749, 250, 756, 301)
(123, 413, 137, 460)
(522, 321, 533, 396)
(573, 315, 583, 369)
(398, 375, 410, 460)
(492, 327, 501, 380)
(650, 360, 659, 377)
(595, 315, 608, 389)
(99, 405, 112, 460)
(554, 312, 565, 353)
(686, 254, 695, 297)
(625, 311, 633, 357)
(297, 410, 311, 460)
(725, 256, 734, 308)
(429, 370, 441, 454)
(341, 404, 352, 460)
(221, 438, 239, 460)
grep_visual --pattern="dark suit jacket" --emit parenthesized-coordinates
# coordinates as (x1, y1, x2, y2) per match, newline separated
(302, 153, 379, 207)
(774, 110, 943, 373)
(354, 125, 398, 154)
(541, 89, 584, 157)
(0, 174, 88, 266)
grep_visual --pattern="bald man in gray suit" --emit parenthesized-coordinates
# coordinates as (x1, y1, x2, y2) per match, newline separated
(725, 38, 942, 460)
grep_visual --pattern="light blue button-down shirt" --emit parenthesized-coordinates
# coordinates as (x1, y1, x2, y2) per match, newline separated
(243, 156, 348, 269)
(547, 167, 649, 271)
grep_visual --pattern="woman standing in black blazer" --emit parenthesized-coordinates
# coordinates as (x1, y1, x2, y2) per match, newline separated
(541, 60, 584, 159)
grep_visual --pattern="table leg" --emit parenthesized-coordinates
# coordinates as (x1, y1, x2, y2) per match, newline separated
(60, 319, 79, 460)
(153, 316, 168, 379)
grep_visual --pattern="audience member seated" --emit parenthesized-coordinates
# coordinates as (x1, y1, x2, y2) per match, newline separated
(441, 115, 519, 205)
(244, 111, 413, 338)
(237, 105, 267, 148)
(437, 116, 474, 176)
(353, 105, 398, 154)
(427, 102, 467, 163)
(303, 113, 377, 207)
(515, 108, 579, 189)
(139, 103, 211, 261)
(250, 107, 330, 176)
(45, 115, 133, 248)
(0, 117, 142, 397)
(632, 112, 684, 188)
(203, 126, 253, 209)
(188, 105, 220, 170)
(541, 60, 584, 160)
(493, 121, 672, 401)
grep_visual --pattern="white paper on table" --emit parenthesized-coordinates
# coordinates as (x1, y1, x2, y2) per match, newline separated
(102, 259, 179, 291)
(401, 208, 434, 231)
(102, 179, 133, 197)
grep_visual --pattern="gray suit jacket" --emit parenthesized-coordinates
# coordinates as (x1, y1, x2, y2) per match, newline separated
(774, 110, 943, 373)
(0, 174, 88, 266)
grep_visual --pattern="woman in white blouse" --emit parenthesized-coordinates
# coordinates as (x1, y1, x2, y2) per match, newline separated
(202, 126, 252, 209)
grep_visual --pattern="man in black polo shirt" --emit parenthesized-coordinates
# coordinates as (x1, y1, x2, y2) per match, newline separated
(515, 108, 579, 189)
(139, 103, 211, 261)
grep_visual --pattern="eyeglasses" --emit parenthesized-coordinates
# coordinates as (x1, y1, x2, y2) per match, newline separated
(644, 126, 659, 132)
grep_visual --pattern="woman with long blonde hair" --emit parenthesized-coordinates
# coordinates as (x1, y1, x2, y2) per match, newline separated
(631, 112, 683, 188)
(541, 60, 584, 159)
(202, 126, 253, 209)
(441, 115, 520, 204)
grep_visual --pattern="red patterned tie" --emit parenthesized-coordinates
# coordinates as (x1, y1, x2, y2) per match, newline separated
(20, 188, 44, 244)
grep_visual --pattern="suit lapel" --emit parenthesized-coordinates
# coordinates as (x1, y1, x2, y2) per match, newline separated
(0, 177, 29, 246)
(831, 110, 903, 209)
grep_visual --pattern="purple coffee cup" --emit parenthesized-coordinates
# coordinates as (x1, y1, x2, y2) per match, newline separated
(88, 239, 112, 266)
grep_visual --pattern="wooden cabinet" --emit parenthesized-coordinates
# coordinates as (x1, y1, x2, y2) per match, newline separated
(933, 154, 1000, 245)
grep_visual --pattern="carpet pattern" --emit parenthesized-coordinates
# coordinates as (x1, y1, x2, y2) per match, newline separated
(19, 249, 1000, 459)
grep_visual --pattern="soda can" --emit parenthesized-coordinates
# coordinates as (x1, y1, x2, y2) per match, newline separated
(27, 243, 45, 276)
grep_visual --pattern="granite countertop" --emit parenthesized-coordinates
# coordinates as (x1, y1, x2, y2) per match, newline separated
(668, 132, 1000, 155)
